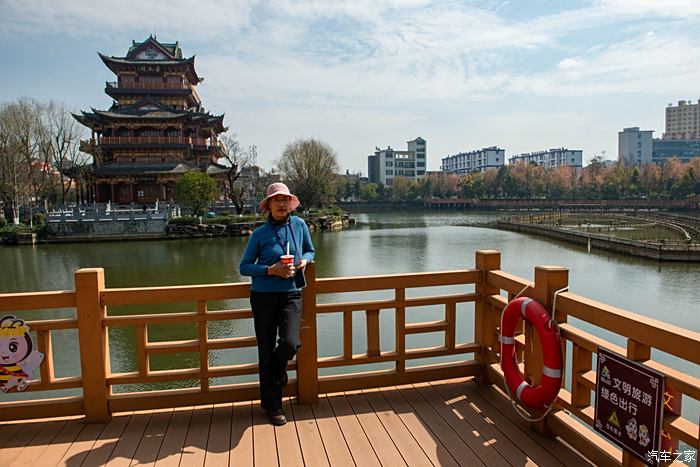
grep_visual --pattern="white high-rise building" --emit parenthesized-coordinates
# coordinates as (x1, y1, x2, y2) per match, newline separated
(367, 137, 426, 186)
(664, 99, 700, 140)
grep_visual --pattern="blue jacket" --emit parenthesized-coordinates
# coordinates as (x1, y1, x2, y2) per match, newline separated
(239, 216, 315, 292)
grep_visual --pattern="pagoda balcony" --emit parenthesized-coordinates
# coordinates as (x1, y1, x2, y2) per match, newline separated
(99, 136, 223, 150)
(105, 82, 201, 103)
(106, 81, 190, 90)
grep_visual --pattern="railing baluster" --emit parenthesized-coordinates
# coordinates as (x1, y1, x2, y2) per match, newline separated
(37, 330, 54, 386)
(395, 288, 405, 374)
(198, 300, 209, 391)
(343, 310, 353, 361)
(136, 325, 148, 377)
(571, 343, 592, 408)
(366, 309, 380, 357)
(445, 301, 456, 350)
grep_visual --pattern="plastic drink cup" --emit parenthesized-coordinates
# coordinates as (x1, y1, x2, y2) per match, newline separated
(280, 254, 294, 265)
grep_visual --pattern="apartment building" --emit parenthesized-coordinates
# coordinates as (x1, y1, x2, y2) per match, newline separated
(508, 148, 583, 168)
(440, 147, 505, 174)
(367, 137, 426, 186)
(664, 99, 700, 140)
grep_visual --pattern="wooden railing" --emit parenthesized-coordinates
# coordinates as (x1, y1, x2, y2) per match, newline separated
(0, 251, 698, 467)
(100, 136, 209, 146)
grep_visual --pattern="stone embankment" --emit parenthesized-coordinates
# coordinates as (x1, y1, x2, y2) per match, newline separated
(37, 214, 353, 243)
(496, 215, 700, 262)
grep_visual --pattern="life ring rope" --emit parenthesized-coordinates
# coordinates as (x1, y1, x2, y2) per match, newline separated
(499, 286, 568, 422)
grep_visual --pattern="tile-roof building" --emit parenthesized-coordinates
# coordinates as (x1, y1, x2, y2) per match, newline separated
(74, 36, 228, 204)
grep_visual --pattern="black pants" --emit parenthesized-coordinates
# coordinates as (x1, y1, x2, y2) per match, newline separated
(250, 290, 302, 410)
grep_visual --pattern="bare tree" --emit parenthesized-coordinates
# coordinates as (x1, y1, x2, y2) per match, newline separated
(276, 138, 340, 210)
(42, 101, 89, 205)
(0, 99, 42, 224)
(219, 134, 254, 214)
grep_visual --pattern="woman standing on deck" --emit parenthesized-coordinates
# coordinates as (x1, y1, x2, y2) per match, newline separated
(239, 183, 315, 426)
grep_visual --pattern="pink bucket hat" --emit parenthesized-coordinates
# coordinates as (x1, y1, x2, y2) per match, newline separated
(259, 182, 301, 212)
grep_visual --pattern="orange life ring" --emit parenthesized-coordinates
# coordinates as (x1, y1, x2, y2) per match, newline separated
(500, 297, 563, 410)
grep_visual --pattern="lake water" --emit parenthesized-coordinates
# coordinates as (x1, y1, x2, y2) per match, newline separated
(1, 210, 698, 430)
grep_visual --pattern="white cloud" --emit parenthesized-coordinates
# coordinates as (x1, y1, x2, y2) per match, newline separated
(3, 0, 700, 171)
(558, 57, 582, 69)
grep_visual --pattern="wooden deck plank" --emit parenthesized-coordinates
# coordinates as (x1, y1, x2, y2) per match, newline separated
(31, 420, 86, 467)
(462, 382, 570, 466)
(80, 413, 132, 467)
(229, 401, 253, 467)
(470, 382, 592, 466)
(326, 393, 381, 467)
(154, 407, 193, 467)
(105, 411, 153, 467)
(379, 385, 462, 467)
(8, 420, 66, 467)
(57, 421, 108, 466)
(362, 388, 435, 467)
(179, 405, 213, 467)
(275, 398, 304, 467)
(290, 400, 330, 467)
(0, 378, 597, 467)
(204, 404, 233, 467)
(131, 409, 173, 466)
(427, 380, 526, 466)
(310, 395, 355, 467)
(1, 421, 46, 465)
(344, 390, 407, 467)
(397, 383, 486, 467)
(252, 403, 278, 467)
(0, 423, 23, 449)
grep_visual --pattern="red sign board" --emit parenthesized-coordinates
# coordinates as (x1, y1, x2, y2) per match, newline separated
(594, 347, 665, 466)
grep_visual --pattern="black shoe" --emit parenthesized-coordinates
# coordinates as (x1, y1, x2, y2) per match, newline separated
(267, 408, 287, 426)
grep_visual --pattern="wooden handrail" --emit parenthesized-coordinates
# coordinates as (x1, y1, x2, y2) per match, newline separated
(0, 250, 697, 467)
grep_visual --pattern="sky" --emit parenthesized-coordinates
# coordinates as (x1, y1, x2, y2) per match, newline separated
(2, 0, 700, 174)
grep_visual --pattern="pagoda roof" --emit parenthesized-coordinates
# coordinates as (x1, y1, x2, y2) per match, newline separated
(98, 36, 202, 84)
(127, 35, 182, 59)
(73, 97, 226, 132)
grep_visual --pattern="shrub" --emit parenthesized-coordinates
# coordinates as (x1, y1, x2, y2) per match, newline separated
(32, 212, 46, 227)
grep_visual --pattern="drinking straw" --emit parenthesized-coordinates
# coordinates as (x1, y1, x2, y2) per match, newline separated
(286, 242, 290, 256)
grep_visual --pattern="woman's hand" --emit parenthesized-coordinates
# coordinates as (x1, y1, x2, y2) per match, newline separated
(296, 259, 308, 270)
(267, 261, 295, 279)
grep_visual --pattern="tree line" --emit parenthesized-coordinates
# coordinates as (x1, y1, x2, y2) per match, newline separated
(337, 157, 700, 203)
(0, 98, 89, 225)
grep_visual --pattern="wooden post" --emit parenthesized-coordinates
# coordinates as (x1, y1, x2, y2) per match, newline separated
(474, 250, 501, 385)
(297, 262, 318, 404)
(75, 268, 111, 423)
(531, 264, 568, 435)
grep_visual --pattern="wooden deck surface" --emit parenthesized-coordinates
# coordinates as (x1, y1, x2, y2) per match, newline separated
(1, 378, 594, 466)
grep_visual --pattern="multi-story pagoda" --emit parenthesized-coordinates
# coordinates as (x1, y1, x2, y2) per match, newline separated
(74, 36, 227, 204)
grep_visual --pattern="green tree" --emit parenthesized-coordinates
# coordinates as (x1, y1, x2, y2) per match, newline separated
(175, 172, 218, 216)
(277, 138, 340, 209)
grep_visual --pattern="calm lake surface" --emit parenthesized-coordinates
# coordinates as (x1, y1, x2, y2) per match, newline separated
(1, 210, 698, 423)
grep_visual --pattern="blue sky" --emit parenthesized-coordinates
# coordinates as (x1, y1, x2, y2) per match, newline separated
(2, 0, 700, 174)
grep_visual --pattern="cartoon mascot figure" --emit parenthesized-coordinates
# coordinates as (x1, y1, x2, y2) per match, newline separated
(0, 316, 44, 392)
